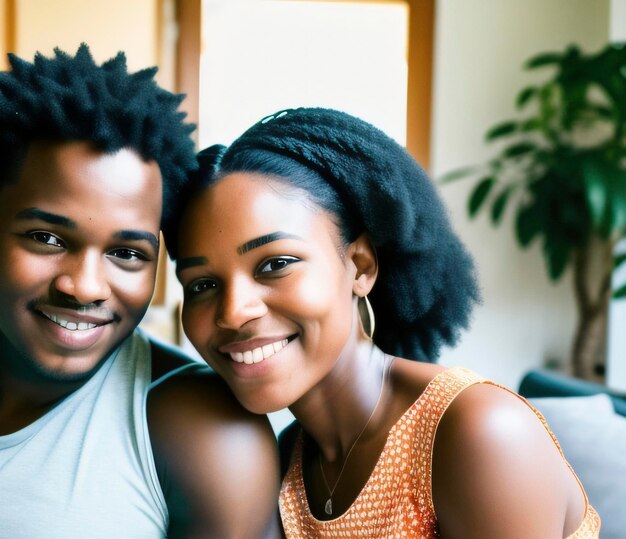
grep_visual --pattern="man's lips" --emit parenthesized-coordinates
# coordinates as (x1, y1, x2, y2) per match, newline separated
(34, 305, 116, 330)
(26, 304, 118, 352)
(218, 335, 296, 364)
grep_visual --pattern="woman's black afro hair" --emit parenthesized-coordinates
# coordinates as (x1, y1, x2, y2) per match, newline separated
(171, 108, 480, 362)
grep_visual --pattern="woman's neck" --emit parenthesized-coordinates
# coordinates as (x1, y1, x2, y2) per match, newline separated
(289, 341, 390, 463)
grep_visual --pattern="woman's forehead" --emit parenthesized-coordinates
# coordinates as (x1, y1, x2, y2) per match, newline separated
(178, 172, 343, 254)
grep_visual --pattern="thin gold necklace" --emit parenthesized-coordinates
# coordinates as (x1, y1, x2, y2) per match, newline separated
(318, 354, 389, 516)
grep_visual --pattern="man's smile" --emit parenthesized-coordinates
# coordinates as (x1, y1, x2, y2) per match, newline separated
(40, 312, 99, 331)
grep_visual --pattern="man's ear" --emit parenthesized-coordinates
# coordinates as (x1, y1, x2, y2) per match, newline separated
(348, 234, 378, 296)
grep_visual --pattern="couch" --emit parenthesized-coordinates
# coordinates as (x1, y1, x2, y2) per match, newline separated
(518, 369, 626, 538)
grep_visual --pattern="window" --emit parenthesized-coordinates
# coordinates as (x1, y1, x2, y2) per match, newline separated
(199, 0, 409, 147)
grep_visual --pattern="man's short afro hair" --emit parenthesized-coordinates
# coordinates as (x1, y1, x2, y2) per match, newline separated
(174, 107, 480, 362)
(0, 43, 197, 232)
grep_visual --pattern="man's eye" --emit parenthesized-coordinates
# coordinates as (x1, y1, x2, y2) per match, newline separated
(257, 256, 299, 275)
(187, 279, 217, 296)
(29, 231, 64, 248)
(108, 248, 148, 262)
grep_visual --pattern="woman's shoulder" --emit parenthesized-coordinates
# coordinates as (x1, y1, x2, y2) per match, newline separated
(429, 376, 587, 537)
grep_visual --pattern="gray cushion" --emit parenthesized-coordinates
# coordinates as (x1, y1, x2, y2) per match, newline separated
(529, 394, 626, 538)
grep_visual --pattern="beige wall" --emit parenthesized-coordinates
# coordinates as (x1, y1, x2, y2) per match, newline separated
(432, 0, 610, 388)
(13, 0, 158, 70)
(610, 0, 626, 40)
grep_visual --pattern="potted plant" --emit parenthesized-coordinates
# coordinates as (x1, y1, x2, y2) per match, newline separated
(444, 42, 626, 381)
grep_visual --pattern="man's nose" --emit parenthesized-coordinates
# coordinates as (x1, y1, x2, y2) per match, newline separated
(53, 251, 112, 305)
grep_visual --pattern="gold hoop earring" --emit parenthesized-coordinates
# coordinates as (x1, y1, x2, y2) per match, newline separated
(358, 295, 375, 340)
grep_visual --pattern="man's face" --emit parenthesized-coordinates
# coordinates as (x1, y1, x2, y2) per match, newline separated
(0, 141, 162, 381)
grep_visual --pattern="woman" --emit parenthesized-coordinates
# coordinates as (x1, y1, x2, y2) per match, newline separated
(169, 108, 600, 538)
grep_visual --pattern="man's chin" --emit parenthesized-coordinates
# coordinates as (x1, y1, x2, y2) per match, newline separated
(2, 322, 136, 384)
(26, 353, 112, 384)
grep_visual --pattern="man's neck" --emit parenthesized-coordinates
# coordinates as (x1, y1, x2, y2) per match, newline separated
(0, 338, 90, 435)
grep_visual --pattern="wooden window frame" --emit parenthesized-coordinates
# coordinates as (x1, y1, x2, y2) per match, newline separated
(174, 0, 435, 169)
(2, 0, 16, 69)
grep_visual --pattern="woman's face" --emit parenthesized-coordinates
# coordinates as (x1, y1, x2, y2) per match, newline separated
(177, 172, 361, 413)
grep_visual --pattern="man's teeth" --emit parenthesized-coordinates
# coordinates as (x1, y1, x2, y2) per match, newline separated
(230, 338, 289, 364)
(43, 313, 98, 331)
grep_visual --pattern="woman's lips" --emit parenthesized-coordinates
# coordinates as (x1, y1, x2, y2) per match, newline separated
(230, 338, 288, 364)
(218, 335, 295, 364)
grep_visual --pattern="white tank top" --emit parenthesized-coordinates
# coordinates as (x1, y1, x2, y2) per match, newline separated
(0, 330, 205, 539)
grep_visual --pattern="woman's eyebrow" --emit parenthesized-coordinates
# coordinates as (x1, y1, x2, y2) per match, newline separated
(237, 232, 302, 254)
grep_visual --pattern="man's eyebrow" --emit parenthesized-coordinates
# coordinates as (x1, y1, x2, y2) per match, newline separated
(113, 230, 159, 251)
(237, 232, 302, 254)
(15, 208, 75, 228)
(176, 256, 208, 274)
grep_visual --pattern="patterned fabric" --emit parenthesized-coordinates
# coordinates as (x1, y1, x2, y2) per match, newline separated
(279, 367, 601, 538)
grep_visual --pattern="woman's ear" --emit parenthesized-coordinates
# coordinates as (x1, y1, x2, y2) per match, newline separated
(348, 234, 378, 297)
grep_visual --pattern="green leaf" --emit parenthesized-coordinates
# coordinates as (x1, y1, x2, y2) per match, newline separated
(490, 186, 514, 225)
(614, 253, 626, 270)
(613, 282, 626, 299)
(438, 165, 479, 184)
(468, 177, 495, 217)
(582, 161, 609, 228)
(485, 121, 518, 141)
(588, 104, 613, 120)
(502, 142, 536, 159)
(525, 52, 562, 69)
(545, 242, 569, 281)
(521, 118, 541, 132)
(515, 205, 542, 247)
(609, 195, 626, 236)
(516, 86, 537, 109)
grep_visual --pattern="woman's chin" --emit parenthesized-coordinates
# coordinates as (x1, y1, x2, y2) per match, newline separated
(235, 391, 292, 416)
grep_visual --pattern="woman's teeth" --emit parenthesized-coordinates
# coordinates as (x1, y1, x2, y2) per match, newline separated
(230, 338, 289, 364)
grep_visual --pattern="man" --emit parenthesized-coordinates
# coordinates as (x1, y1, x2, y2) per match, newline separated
(0, 45, 280, 538)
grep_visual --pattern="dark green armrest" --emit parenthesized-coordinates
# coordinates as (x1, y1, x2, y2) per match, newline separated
(519, 369, 626, 417)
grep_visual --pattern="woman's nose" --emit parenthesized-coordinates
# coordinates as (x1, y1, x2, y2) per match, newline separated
(215, 277, 267, 330)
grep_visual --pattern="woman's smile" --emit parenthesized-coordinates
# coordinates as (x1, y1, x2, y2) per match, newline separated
(177, 172, 359, 413)
(218, 334, 296, 364)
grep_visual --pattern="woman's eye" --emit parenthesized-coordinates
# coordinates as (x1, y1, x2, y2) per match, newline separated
(29, 231, 65, 248)
(257, 256, 299, 275)
(187, 279, 217, 296)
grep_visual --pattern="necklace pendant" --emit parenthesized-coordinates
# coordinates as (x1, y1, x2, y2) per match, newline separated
(324, 498, 333, 515)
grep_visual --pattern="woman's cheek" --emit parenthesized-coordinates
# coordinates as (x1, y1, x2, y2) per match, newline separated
(182, 304, 211, 346)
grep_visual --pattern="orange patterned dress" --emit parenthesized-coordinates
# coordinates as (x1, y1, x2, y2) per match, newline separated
(279, 367, 601, 538)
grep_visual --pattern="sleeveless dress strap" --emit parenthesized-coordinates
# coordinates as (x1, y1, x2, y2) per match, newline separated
(414, 368, 600, 538)
(412, 367, 485, 517)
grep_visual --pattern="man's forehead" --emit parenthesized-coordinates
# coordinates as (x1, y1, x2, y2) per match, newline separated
(2, 140, 161, 216)
(18, 141, 160, 187)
